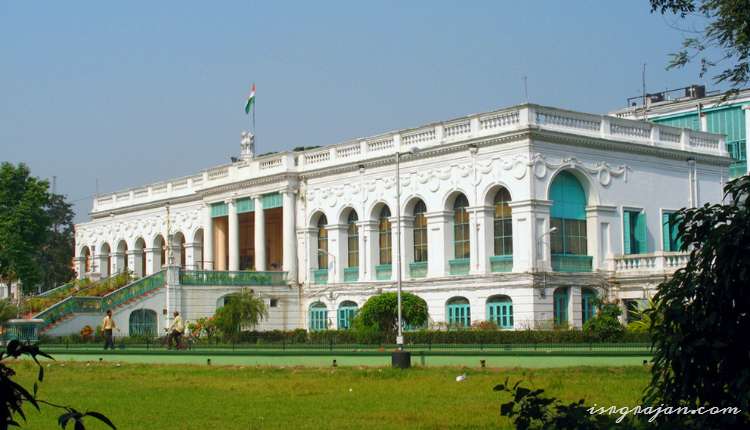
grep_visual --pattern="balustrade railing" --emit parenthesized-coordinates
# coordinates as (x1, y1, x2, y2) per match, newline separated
(614, 252, 689, 273)
(180, 270, 287, 286)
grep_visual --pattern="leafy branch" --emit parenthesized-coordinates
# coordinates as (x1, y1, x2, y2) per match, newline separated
(0, 340, 115, 430)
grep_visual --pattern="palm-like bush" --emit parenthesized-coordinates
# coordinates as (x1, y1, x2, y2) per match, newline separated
(214, 289, 268, 341)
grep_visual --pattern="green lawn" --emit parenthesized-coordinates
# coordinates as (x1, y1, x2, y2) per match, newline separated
(9, 360, 650, 429)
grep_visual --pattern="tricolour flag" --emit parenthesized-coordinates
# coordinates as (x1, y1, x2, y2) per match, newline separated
(244, 83, 256, 115)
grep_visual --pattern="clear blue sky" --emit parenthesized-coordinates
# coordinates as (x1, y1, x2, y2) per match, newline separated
(0, 1, 723, 222)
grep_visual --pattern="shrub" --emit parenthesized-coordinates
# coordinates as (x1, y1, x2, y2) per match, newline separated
(79, 325, 93, 340)
(471, 320, 499, 331)
(582, 301, 625, 342)
(352, 292, 428, 336)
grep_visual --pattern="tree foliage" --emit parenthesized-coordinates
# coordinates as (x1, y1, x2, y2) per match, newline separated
(0, 301, 18, 326)
(0, 341, 115, 429)
(213, 289, 268, 341)
(352, 292, 428, 335)
(0, 163, 51, 294)
(0, 163, 76, 295)
(38, 193, 75, 292)
(644, 175, 750, 428)
(495, 378, 622, 430)
(651, 0, 750, 89)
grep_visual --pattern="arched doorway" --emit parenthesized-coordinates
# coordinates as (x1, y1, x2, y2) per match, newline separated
(337, 301, 358, 330)
(308, 302, 328, 331)
(129, 309, 157, 337)
(446, 296, 471, 327)
(486, 295, 513, 329)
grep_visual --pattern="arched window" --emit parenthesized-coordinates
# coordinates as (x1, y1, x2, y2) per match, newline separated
(553, 287, 569, 326)
(129, 309, 157, 337)
(309, 302, 328, 331)
(347, 211, 358, 268)
(453, 195, 470, 259)
(582, 288, 597, 325)
(493, 188, 512, 255)
(413, 201, 428, 263)
(317, 215, 328, 269)
(446, 296, 471, 327)
(338, 301, 358, 330)
(549, 172, 590, 272)
(487, 295, 513, 329)
(378, 206, 392, 265)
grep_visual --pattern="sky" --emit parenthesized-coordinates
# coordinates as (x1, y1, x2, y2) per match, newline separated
(0, 1, 725, 222)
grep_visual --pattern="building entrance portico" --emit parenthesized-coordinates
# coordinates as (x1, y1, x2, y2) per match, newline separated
(203, 192, 291, 275)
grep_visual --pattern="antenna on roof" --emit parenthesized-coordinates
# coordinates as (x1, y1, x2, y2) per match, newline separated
(522, 76, 529, 103)
(52, 175, 57, 195)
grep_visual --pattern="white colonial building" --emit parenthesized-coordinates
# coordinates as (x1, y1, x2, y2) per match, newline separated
(52, 103, 729, 337)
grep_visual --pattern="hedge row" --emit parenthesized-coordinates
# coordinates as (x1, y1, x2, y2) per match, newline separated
(40, 329, 650, 345)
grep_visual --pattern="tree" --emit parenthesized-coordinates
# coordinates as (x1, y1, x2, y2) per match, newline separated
(0, 163, 51, 296)
(213, 289, 268, 341)
(352, 292, 428, 336)
(651, 0, 750, 89)
(644, 175, 750, 428)
(38, 193, 75, 292)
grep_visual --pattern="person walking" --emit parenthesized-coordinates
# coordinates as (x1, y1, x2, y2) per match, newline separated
(167, 311, 184, 349)
(102, 310, 117, 350)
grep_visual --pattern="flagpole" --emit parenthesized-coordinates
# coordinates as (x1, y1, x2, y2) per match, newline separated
(253, 82, 256, 134)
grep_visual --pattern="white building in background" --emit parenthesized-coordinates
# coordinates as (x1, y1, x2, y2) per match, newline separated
(58, 103, 730, 337)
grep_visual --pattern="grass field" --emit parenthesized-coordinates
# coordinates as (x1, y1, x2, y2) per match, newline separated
(9, 360, 651, 429)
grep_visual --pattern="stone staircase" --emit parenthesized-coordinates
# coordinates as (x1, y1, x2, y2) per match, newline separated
(35, 271, 166, 332)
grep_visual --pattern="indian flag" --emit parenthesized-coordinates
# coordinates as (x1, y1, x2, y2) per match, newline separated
(244, 83, 256, 115)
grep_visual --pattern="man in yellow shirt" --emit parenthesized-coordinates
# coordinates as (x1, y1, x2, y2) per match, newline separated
(102, 310, 116, 350)
(167, 311, 184, 349)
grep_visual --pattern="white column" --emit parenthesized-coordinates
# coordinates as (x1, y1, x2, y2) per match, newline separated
(357, 220, 375, 282)
(203, 205, 214, 270)
(297, 228, 310, 284)
(127, 250, 142, 277)
(401, 216, 414, 279)
(97, 252, 109, 277)
(145, 248, 159, 275)
(389, 216, 400, 282)
(425, 211, 451, 277)
(111, 252, 125, 274)
(469, 206, 492, 275)
(362, 220, 379, 282)
(184, 242, 200, 270)
(227, 199, 239, 271)
(744, 106, 750, 174)
(254, 196, 266, 271)
(282, 190, 297, 282)
(74, 256, 86, 279)
(585, 205, 618, 271)
(570, 286, 582, 329)
(328, 224, 347, 283)
(509, 200, 552, 272)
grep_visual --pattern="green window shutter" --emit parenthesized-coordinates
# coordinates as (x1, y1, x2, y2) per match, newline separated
(662, 212, 671, 251)
(623, 210, 631, 255)
(671, 216, 683, 251)
(635, 212, 647, 254)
